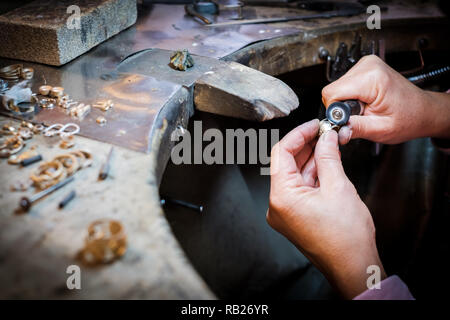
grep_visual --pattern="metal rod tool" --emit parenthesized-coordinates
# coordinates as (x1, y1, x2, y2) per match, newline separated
(19, 176, 75, 211)
(98, 146, 114, 181)
(160, 196, 204, 213)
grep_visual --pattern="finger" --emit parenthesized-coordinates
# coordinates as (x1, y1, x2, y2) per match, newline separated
(338, 125, 352, 145)
(295, 143, 313, 170)
(279, 119, 319, 155)
(271, 119, 319, 186)
(301, 152, 317, 187)
(346, 115, 389, 141)
(321, 55, 387, 107)
(314, 130, 347, 189)
(321, 74, 378, 108)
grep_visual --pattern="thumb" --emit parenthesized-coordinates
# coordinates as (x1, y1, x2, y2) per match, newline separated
(314, 130, 347, 189)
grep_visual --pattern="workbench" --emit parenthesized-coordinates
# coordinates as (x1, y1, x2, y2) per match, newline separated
(0, 2, 449, 299)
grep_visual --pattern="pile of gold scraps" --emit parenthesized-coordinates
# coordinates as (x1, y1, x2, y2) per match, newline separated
(93, 100, 114, 126)
(0, 64, 113, 123)
(38, 85, 92, 119)
(0, 121, 36, 159)
(79, 219, 127, 265)
(169, 49, 194, 71)
(22, 150, 93, 191)
(0, 121, 80, 160)
(39, 85, 113, 125)
(0, 64, 33, 81)
(0, 65, 35, 114)
(42, 122, 80, 149)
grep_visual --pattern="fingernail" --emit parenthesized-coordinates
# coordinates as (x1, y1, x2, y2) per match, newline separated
(339, 126, 352, 144)
(305, 118, 320, 127)
(322, 129, 336, 142)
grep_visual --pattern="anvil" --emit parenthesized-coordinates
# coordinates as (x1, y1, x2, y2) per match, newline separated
(0, 48, 298, 154)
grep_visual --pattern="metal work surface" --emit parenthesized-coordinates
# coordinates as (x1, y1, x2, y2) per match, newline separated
(7, 72, 182, 153)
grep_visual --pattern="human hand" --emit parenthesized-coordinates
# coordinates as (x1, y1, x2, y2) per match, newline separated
(267, 119, 386, 298)
(322, 55, 450, 145)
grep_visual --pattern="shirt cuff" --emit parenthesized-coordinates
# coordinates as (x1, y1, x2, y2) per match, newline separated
(353, 275, 415, 300)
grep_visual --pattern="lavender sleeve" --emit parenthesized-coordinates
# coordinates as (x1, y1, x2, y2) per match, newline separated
(353, 275, 415, 300)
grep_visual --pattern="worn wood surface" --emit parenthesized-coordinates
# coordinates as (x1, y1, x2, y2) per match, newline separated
(0, 115, 214, 299)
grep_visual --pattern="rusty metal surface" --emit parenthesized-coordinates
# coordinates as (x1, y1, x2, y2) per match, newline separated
(116, 49, 222, 87)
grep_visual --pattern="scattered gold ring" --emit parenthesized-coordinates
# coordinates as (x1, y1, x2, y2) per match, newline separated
(54, 154, 79, 176)
(30, 160, 64, 183)
(81, 219, 127, 265)
(39, 85, 52, 96)
(50, 87, 64, 98)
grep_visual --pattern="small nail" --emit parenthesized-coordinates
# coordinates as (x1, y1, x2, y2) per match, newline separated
(324, 129, 338, 142)
(339, 126, 352, 144)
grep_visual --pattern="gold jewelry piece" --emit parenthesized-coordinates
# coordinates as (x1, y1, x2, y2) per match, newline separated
(69, 150, 86, 169)
(43, 123, 64, 137)
(20, 68, 34, 80)
(318, 119, 340, 137)
(68, 150, 93, 169)
(0, 135, 24, 158)
(30, 160, 64, 184)
(50, 87, 64, 98)
(2, 123, 16, 133)
(169, 50, 194, 71)
(8, 147, 38, 165)
(21, 121, 34, 129)
(39, 85, 52, 96)
(66, 150, 93, 169)
(70, 103, 91, 118)
(54, 154, 79, 176)
(7, 97, 36, 114)
(80, 219, 127, 265)
(0, 64, 23, 80)
(96, 116, 107, 126)
(60, 135, 75, 149)
(93, 100, 114, 111)
(59, 123, 80, 137)
(79, 150, 93, 168)
(36, 169, 67, 190)
(17, 127, 33, 140)
(33, 124, 44, 134)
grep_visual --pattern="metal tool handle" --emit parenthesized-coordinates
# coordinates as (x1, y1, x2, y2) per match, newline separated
(326, 100, 364, 126)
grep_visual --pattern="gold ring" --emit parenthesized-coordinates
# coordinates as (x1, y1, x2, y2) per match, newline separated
(54, 154, 79, 176)
(79, 150, 93, 168)
(30, 160, 64, 183)
(81, 219, 127, 265)
(50, 87, 64, 98)
(20, 68, 34, 80)
(39, 85, 52, 96)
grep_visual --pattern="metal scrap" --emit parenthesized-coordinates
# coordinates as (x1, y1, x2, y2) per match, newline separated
(169, 50, 194, 71)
